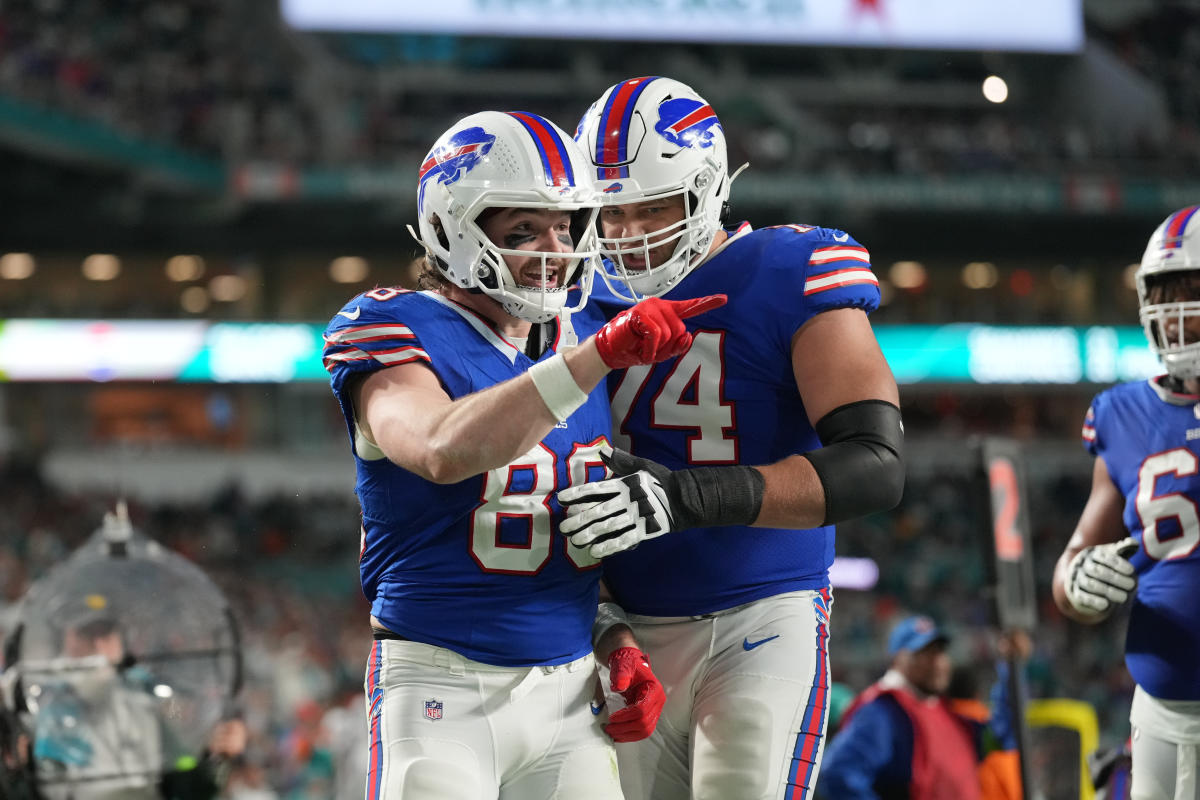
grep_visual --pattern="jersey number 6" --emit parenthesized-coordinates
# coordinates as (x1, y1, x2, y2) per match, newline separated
(1137, 448, 1200, 562)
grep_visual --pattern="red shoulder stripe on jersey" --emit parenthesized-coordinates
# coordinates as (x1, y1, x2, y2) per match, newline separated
(803, 268, 879, 296)
(372, 345, 431, 365)
(324, 324, 416, 346)
(322, 348, 373, 370)
(809, 245, 869, 265)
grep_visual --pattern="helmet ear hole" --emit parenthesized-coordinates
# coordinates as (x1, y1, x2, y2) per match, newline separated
(429, 214, 451, 251)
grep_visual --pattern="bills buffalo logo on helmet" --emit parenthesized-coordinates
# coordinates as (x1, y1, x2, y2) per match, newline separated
(654, 98, 722, 150)
(418, 126, 496, 211)
(574, 102, 597, 140)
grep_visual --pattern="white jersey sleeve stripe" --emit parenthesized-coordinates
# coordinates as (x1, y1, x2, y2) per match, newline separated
(803, 268, 879, 296)
(809, 246, 870, 266)
(374, 346, 431, 365)
(324, 324, 416, 345)
(322, 347, 373, 371)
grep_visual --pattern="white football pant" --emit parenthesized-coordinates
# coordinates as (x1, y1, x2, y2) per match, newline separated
(363, 639, 623, 800)
(608, 588, 833, 800)
(1131, 685, 1200, 800)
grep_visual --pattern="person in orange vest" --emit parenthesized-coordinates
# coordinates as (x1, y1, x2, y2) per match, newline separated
(817, 616, 1022, 800)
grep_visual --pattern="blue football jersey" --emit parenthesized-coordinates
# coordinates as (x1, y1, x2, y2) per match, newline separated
(323, 287, 612, 667)
(592, 223, 881, 616)
(1083, 377, 1200, 700)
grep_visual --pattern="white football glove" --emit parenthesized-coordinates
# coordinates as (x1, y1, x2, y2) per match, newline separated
(1064, 537, 1139, 618)
(558, 449, 676, 559)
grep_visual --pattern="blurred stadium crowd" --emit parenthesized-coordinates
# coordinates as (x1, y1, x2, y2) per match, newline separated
(2, 0, 1199, 172)
(0, 439, 1134, 798)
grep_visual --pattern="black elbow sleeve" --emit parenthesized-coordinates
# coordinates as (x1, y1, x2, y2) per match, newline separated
(802, 399, 905, 525)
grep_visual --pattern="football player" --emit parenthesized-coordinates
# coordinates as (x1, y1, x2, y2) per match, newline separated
(322, 109, 725, 800)
(1052, 206, 1200, 800)
(558, 78, 904, 800)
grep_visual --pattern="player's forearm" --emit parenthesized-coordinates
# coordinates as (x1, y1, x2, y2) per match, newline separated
(417, 341, 610, 483)
(594, 623, 639, 664)
(1052, 544, 1103, 624)
(1052, 520, 1123, 624)
(752, 455, 828, 529)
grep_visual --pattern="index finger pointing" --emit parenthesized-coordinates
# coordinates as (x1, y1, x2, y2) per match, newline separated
(670, 294, 727, 319)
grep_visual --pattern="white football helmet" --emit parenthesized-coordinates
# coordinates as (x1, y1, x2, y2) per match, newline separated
(575, 77, 732, 298)
(414, 110, 599, 323)
(1136, 205, 1200, 379)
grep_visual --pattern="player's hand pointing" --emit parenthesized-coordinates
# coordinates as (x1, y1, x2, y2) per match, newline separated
(594, 294, 726, 369)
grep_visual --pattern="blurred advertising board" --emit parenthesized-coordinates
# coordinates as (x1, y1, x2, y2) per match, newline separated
(0, 321, 1154, 384)
(281, 0, 1083, 53)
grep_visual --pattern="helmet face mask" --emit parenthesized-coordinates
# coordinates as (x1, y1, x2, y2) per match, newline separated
(1136, 206, 1200, 380)
(415, 111, 600, 323)
(575, 77, 730, 299)
(598, 186, 697, 298)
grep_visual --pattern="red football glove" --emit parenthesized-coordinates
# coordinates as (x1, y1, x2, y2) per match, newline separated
(594, 294, 727, 369)
(604, 646, 666, 743)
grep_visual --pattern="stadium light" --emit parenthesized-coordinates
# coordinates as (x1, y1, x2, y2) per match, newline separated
(209, 275, 248, 303)
(166, 255, 206, 282)
(82, 254, 120, 281)
(982, 75, 1009, 103)
(0, 253, 35, 280)
(962, 261, 998, 289)
(180, 286, 210, 314)
(1009, 268, 1035, 297)
(330, 256, 369, 284)
(889, 260, 927, 290)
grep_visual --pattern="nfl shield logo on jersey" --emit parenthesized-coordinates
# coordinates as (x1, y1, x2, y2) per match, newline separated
(424, 699, 444, 721)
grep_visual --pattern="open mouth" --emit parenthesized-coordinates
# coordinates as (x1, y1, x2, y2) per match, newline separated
(518, 265, 560, 290)
(620, 254, 649, 271)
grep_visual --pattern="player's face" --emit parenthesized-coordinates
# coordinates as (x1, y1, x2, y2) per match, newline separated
(1147, 272, 1200, 344)
(599, 195, 687, 271)
(479, 207, 574, 290)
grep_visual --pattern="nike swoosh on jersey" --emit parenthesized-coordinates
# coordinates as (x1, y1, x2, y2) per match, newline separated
(831, 232, 850, 242)
(338, 307, 362, 320)
(590, 700, 605, 715)
(742, 635, 780, 651)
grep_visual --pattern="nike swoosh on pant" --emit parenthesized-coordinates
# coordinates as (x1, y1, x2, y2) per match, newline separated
(743, 635, 780, 651)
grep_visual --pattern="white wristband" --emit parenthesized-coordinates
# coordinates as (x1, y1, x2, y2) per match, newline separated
(528, 353, 589, 422)
(592, 602, 630, 649)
